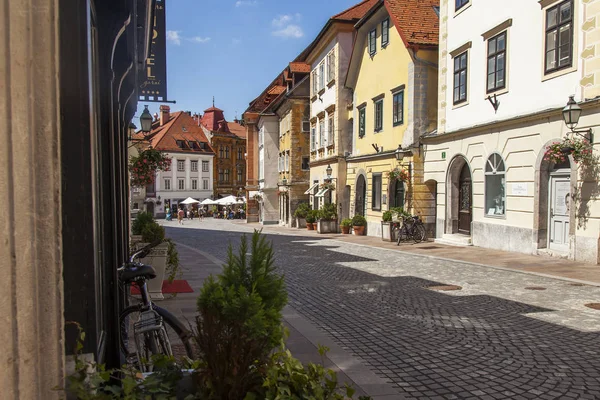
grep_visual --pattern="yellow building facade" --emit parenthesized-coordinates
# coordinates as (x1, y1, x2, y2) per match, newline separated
(345, 1, 439, 237)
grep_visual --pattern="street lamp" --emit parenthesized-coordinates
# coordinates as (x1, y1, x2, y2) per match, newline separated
(282, 176, 288, 186)
(395, 144, 403, 161)
(325, 164, 333, 179)
(562, 96, 593, 142)
(140, 105, 153, 134)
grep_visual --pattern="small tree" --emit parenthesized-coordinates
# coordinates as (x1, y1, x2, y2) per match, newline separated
(194, 230, 287, 398)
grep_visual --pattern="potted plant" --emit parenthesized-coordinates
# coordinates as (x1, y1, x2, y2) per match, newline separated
(340, 218, 352, 234)
(381, 210, 394, 241)
(293, 203, 311, 229)
(316, 203, 338, 234)
(388, 167, 410, 183)
(131, 211, 154, 243)
(351, 215, 367, 236)
(129, 147, 171, 188)
(305, 210, 317, 230)
(544, 136, 595, 167)
(131, 212, 181, 300)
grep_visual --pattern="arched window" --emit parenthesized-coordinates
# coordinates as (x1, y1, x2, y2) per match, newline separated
(485, 153, 506, 217)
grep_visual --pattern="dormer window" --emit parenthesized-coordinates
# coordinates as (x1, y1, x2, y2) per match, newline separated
(176, 140, 185, 149)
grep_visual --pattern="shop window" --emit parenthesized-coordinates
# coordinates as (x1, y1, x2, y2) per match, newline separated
(485, 153, 506, 217)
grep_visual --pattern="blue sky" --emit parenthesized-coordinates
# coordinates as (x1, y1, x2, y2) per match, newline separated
(139, 0, 362, 122)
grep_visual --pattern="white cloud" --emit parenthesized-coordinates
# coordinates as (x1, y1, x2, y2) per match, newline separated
(166, 30, 182, 45)
(272, 14, 292, 27)
(235, 0, 257, 6)
(272, 24, 304, 38)
(189, 36, 211, 43)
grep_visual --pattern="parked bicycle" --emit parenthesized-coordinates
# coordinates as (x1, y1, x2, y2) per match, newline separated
(119, 241, 193, 371)
(394, 215, 427, 244)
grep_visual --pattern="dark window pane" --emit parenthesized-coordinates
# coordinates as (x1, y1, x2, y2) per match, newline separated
(497, 33, 506, 51)
(547, 8, 558, 28)
(454, 57, 460, 71)
(559, 2, 571, 22)
(460, 53, 467, 69)
(488, 38, 496, 55)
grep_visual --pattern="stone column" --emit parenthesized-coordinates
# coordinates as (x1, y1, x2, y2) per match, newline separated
(0, 0, 65, 398)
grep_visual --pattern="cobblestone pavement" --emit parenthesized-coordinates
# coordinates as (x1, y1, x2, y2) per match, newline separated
(164, 219, 600, 399)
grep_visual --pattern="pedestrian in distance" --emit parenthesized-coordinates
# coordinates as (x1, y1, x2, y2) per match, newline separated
(178, 207, 184, 225)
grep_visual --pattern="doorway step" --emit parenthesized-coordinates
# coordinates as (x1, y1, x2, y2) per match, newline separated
(435, 234, 473, 247)
(537, 248, 569, 260)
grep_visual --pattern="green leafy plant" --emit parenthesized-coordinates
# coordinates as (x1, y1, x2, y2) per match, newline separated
(390, 207, 410, 221)
(545, 136, 596, 166)
(293, 202, 311, 219)
(194, 230, 288, 399)
(340, 218, 352, 228)
(129, 147, 171, 187)
(164, 239, 180, 283)
(141, 221, 165, 243)
(382, 211, 393, 222)
(305, 210, 318, 224)
(318, 203, 338, 221)
(131, 211, 155, 235)
(351, 215, 367, 227)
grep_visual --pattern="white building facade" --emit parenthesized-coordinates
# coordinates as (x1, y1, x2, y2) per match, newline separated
(424, 0, 600, 263)
(257, 114, 280, 224)
(152, 152, 214, 216)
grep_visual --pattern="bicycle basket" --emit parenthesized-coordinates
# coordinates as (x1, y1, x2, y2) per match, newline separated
(134, 310, 164, 335)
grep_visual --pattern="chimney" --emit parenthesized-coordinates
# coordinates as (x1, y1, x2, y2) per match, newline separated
(159, 105, 170, 126)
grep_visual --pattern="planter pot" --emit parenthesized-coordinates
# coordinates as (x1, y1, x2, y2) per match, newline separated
(317, 219, 338, 234)
(296, 217, 307, 229)
(353, 225, 365, 236)
(381, 222, 396, 242)
(135, 242, 169, 300)
(341, 226, 350, 234)
(131, 235, 143, 245)
(307, 222, 315, 230)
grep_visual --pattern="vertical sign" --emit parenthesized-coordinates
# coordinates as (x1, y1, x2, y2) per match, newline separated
(139, 0, 169, 102)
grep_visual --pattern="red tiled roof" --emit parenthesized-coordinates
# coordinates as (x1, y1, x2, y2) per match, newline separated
(142, 112, 215, 154)
(204, 106, 223, 112)
(386, 0, 439, 47)
(333, 0, 379, 21)
(268, 86, 286, 96)
(227, 121, 246, 139)
(201, 107, 228, 132)
(245, 73, 287, 114)
(289, 61, 311, 73)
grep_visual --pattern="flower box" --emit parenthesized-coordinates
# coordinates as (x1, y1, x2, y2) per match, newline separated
(317, 219, 338, 234)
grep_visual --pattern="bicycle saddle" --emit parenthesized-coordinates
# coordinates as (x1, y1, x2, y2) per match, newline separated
(120, 263, 156, 283)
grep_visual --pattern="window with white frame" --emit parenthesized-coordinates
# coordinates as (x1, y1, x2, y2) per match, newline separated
(203, 179, 209, 190)
(368, 29, 377, 55)
(374, 99, 383, 132)
(164, 178, 171, 190)
(191, 160, 198, 172)
(545, 0, 573, 74)
(177, 160, 185, 171)
(311, 70, 317, 94)
(327, 115, 334, 145)
(381, 19, 389, 47)
(191, 179, 198, 190)
(202, 160, 209, 172)
(453, 52, 468, 104)
(311, 126, 316, 150)
(278, 154, 283, 172)
(178, 179, 185, 190)
(318, 120, 325, 148)
(327, 51, 335, 82)
(485, 153, 506, 217)
(486, 31, 507, 93)
(456, 0, 469, 11)
(318, 62, 325, 90)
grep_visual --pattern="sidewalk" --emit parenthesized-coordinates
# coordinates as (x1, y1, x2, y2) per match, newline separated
(159, 240, 403, 400)
(240, 221, 600, 286)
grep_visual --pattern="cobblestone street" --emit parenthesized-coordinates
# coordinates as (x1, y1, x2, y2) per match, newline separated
(164, 219, 600, 399)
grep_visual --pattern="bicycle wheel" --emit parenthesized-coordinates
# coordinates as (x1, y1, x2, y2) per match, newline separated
(120, 304, 194, 370)
(411, 224, 426, 243)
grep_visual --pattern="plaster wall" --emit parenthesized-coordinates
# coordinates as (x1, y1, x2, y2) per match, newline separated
(440, 0, 585, 134)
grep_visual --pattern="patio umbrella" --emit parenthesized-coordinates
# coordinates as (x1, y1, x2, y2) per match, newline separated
(200, 198, 216, 205)
(180, 197, 200, 205)
(215, 195, 239, 205)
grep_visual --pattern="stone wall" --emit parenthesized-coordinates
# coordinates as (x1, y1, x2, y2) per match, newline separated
(582, 0, 600, 100)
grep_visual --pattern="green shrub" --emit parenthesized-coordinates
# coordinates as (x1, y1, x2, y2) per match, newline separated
(390, 207, 410, 220)
(351, 215, 367, 226)
(131, 211, 155, 235)
(305, 210, 317, 223)
(194, 230, 288, 399)
(293, 202, 311, 219)
(382, 211, 393, 222)
(141, 221, 165, 243)
(340, 218, 352, 228)
(318, 203, 337, 221)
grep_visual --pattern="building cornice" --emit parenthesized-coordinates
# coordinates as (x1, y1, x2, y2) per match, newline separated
(346, 148, 407, 163)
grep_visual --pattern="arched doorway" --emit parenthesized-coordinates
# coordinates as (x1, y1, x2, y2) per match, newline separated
(446, 156, 472, 235)
(355, 175, 366, 216)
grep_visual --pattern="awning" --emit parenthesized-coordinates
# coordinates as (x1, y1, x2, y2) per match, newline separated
(304, 183, 319, 195)
(315, 188, 329, 198)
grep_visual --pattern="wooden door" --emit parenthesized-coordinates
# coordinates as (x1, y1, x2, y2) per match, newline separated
(458, 164, 472, 234)
(355, 175, 366, 216)
(549, 175, 570, 252)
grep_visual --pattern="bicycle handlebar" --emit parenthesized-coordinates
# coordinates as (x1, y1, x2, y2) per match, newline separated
(129, 240, 163, 263)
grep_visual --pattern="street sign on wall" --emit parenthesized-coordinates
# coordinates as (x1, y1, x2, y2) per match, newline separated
(139, 0, 172, 102)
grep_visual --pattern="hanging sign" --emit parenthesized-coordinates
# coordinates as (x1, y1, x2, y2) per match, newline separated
(139, 0, 171, 102)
